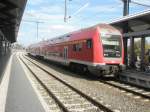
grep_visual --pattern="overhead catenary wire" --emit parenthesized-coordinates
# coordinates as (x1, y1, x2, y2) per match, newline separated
(120, 0, 150, 16)
(131, 0, 150, 8)
(71, 3, 89, 18)
(121, 0, 150, 8)
(64, 0, 90, 22)
(22, 19, 44, 40)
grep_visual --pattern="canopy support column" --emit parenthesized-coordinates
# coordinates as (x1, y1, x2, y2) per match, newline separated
(140, 37, 145, 71)
(129, 37, 135, 68)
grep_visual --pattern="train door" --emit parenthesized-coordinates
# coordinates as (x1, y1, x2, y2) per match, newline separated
(64, 46, 68, 60)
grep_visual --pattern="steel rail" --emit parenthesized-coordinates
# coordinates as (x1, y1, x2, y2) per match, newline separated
(23, 55, 114, 112)
(99, 79, 150, 100)
(25, 54, 150, 101)
(19, 56, 69, 112)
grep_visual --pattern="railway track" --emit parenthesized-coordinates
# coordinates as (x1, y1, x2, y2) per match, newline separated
(26, 54, 150, 101)
(20, 55, 114, 112)
(99, 79, 150, 101)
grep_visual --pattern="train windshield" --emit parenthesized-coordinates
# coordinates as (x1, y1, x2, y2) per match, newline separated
(101, 35, 122, 58)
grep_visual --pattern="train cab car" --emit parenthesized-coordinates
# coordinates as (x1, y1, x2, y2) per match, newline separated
(28, 24, 125, 76)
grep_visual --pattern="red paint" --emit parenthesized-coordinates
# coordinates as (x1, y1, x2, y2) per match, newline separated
(28, 24, 124, 66)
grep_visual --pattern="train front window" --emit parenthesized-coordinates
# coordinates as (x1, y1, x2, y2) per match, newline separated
(101, 35, 122, 58)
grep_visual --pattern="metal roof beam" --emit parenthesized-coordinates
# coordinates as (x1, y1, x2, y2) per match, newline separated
(0, 0, 18, 9)
(0, 11, 17, 20)
(0, 18, 14, 24)
(123, 29, 150, 37)
(0, 0, 27, 42)
(136, 18, 150, 25)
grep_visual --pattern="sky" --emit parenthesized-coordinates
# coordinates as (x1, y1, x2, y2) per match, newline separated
(17, 0, 150, 46)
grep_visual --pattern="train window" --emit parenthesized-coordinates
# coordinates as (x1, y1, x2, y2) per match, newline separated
(86, 39, 92, 48)
(73, 43, 82, 51)
(73, 44, 76, 51)
(101, 35, 122, 58)
(78, 43, 82, 51)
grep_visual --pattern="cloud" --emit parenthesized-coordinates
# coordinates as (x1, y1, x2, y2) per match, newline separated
(87, 5, 121, 13)
(18, 22, 78, 46)
(39, 24, 77, 38)
(28, 0, 48, 5)
(133, 0, 150, 4)
(51, 24, 75, 30)
(19, 0, 150, 46)
(17, 32, 24, 38)
(40, 6, 64, 14)
(23, 7, 64, 22)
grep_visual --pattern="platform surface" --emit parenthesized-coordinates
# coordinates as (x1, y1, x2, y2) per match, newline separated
(120, 70, 150, 88)
(122, 70, 150, 81)
(0, 54, 10, 84)
(5, 54, 45, 112)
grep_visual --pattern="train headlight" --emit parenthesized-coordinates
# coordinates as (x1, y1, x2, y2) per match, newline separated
(104, 53, 108, 56)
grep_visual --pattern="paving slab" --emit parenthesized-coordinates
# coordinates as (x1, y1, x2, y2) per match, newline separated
(5, 54, 45, 112)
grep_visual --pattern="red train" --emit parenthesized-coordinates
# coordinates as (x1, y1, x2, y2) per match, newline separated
(28, 24, 125, 76)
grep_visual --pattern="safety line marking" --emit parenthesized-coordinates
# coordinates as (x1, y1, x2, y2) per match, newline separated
(0, 54, 13, 112)
(17, 53, 50, 112)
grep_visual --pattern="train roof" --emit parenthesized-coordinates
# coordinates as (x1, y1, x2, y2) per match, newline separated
(46, 24, 120, 43)
(29, 24, 120, 48)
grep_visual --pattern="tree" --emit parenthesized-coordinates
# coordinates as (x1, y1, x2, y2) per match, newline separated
(134, 39, 150, 64)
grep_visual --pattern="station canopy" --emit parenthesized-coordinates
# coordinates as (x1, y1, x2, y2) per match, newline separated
(0, 0, 27, 43)
(110, 10, 150, 38)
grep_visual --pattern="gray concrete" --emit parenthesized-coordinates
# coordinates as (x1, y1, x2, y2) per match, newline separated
(5, 55, 45, 112)
(120, 70, 150, 88)
(0, 53, 10, 84)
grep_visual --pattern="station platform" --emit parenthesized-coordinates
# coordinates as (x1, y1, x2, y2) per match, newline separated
(120, 70, 150, 88)
(0, 53, 11, 83)
(0, 53, 45, 112)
